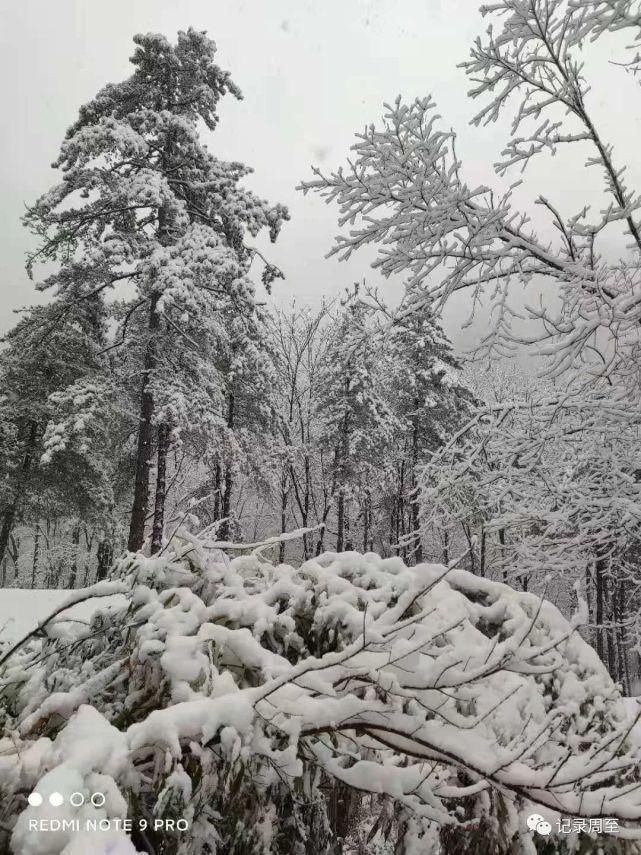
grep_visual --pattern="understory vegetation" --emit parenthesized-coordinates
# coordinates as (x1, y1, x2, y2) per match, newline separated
(2, 541, 641, 854)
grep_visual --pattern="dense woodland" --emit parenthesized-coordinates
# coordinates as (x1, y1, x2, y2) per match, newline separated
(4, 2, 641, 852)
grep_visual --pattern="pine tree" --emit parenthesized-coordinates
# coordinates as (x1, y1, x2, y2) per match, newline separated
(0, 300, 113, 574)
(202, 302, 278, 542)
(317, 290, 399, 553)
(24, 29, 288, 554)
(385, 308, 474, 563)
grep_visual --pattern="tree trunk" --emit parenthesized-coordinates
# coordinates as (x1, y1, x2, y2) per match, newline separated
(498, 528, 507, 584)
(0, 509, 17, 577)
(615, 576, 629, 693)
(31, 524, 40, 589)
(336, 380, 351, 554)
(362, 495, 370, 553)
(221, 468, 233, 538)
(220, 391, 235, 541)
(0, 420, 38, 568)
(279, 468, 288, 564)
(67, 523, 81, 589)
(316, 448, 338, 556)
(7, 534, 19, 585)
(213, 460, 222, 521)
(303, 453, 311, 560)
(84, 525, 94, 553)
(389, 502, 397, 557)
(410, 398, 423, 564)
(336, 486, 345, 553)
(585, 562, 594, 649)
(96, 537, 113, 582)
(344, 501, 353, 551)
(606, 573, 617, 680)
(595, 555, 605, 663)
(151, 422, 170, 555)
(461, 523, 477, 574)
(128, 293, 160, 553)
(289, 458, 311, 560)
(410, 490, 422, 563)
(397, 461, 406, 559)
(479, 526, 486, 578)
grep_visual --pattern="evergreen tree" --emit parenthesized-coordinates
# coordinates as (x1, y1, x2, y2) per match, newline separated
(0, 300, 111, 573)
(23, 29, 288, 553)
(385, 308, 474, 562)
(317, 290, 399, 553)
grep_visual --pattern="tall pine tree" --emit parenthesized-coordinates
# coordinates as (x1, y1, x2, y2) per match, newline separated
(24, 29, 288, 553)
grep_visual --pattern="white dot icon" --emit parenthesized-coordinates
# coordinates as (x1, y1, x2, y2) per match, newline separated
(27, 792, 43, 807)
(49, 793, 64, 807)
(91, 792, 106, 807)
(70, 792, 85, 807)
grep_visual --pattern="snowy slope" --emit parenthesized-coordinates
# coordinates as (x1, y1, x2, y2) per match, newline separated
(0, 588, 127, 643)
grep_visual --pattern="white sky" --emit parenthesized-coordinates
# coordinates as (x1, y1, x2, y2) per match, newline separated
(1, 0, 640, 350)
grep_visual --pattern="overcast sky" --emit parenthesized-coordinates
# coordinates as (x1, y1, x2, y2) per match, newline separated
(1, 0, 640, 350)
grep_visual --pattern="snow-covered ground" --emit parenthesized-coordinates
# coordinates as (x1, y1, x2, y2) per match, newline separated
(0, 588, 127, 644)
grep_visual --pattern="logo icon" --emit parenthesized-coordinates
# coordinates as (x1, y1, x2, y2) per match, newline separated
(527, 814, 552, 836)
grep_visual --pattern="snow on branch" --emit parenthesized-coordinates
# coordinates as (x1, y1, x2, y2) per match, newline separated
(300, 2, 641, 375)
(1, 541, 640, 852)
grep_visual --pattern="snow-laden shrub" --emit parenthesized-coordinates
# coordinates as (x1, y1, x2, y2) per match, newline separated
(1, 538, 640, 854)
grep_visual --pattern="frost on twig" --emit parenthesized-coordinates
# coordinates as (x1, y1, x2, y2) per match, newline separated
(300, 0, 641, 379)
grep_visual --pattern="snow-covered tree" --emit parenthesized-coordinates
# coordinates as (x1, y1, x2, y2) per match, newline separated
(24, 29, 288, 554)
(0, 301, 117, 582)
(381, 302, 474, 563)
(268, 303, 332, 561)
(299, 0, 641, 696)
(210, 304, 278, 542)
(299, 0, 641, 380)
(265, 297, 474, 565)
(315, 289, 400, 554)
(422, 376, 641, 692)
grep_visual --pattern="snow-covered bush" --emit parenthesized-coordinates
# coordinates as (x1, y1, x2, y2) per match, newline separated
(1, 539, 640, 854)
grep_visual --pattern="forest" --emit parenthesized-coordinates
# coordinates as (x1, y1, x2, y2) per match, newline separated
(2, 1, 641, 853)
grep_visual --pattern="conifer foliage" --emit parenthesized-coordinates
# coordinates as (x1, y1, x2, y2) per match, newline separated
(22, 29, 288, 555)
